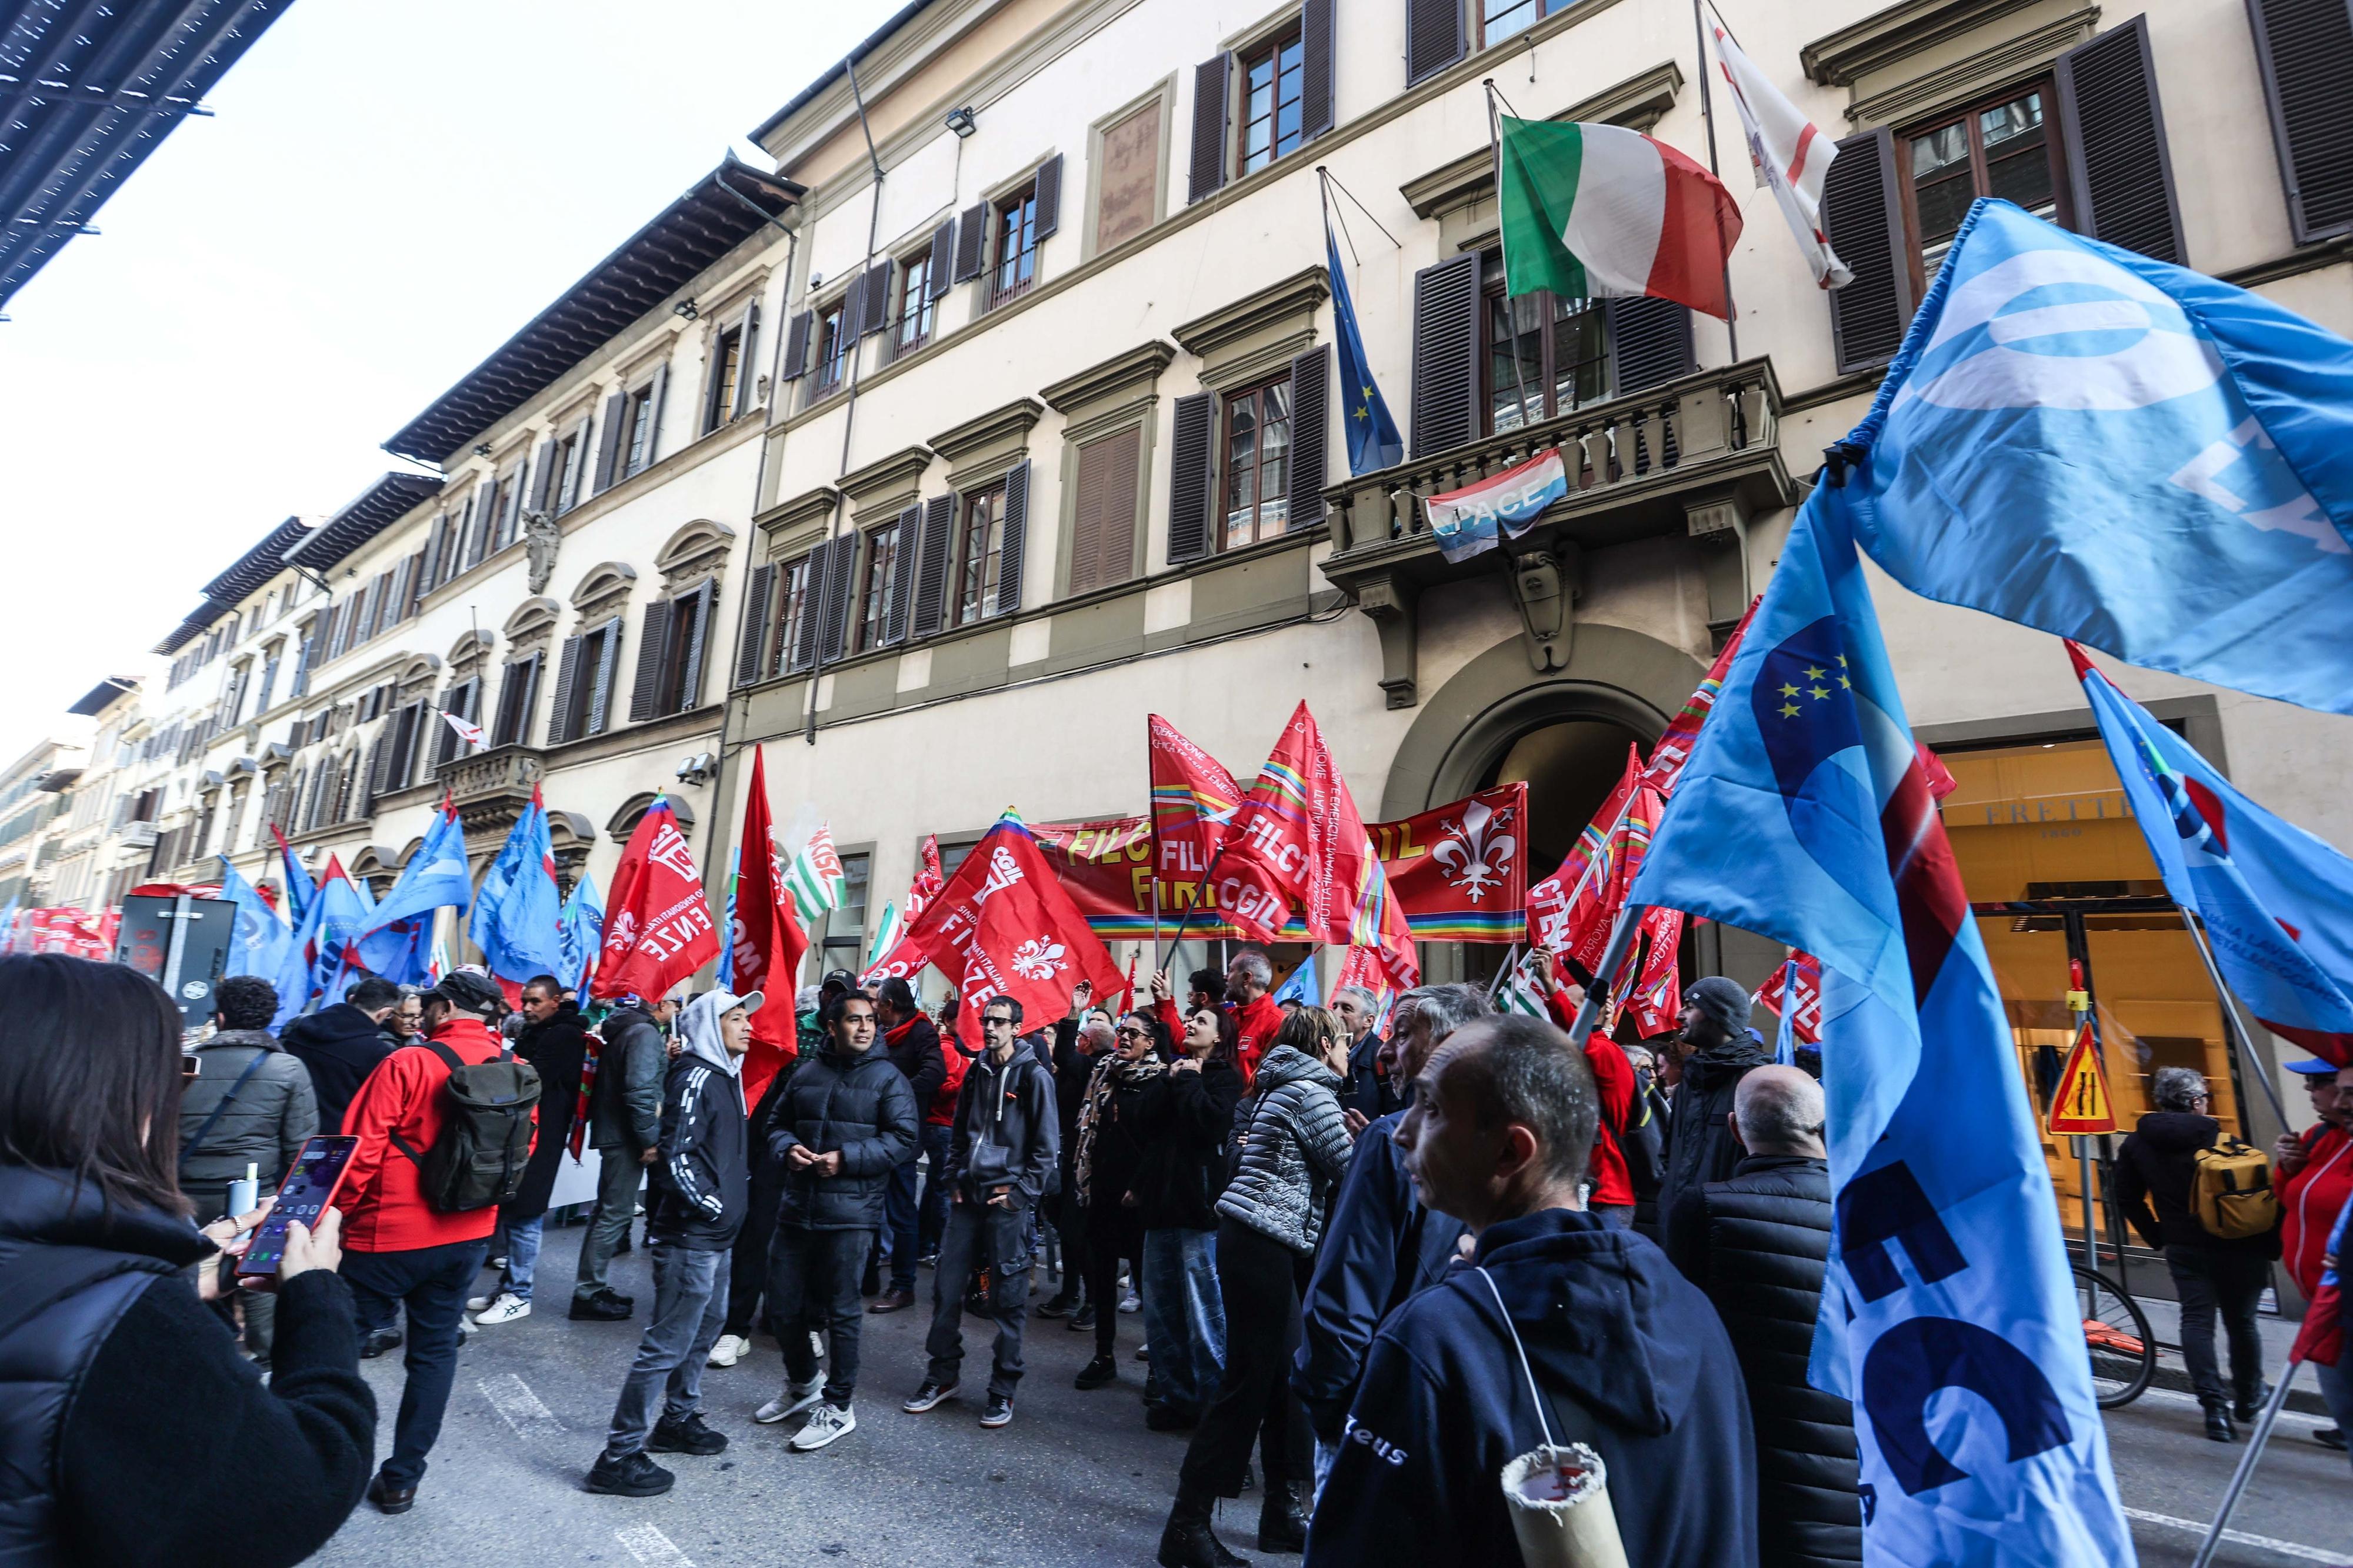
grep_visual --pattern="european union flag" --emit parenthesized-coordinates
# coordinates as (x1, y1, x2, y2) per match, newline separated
(1628, 484, 2133, 1566)
(1844, 196, 2353, 714)
(1327, 222, 1402, 476)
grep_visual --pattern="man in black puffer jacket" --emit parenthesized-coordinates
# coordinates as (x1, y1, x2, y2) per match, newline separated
(1667, 1065, 1859, 1568)
(749, 992, 917, 1452)
(1657, 975, 1773, 1227)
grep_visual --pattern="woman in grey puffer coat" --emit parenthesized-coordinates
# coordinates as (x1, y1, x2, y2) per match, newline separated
(1164, 1006, 1353, 1566)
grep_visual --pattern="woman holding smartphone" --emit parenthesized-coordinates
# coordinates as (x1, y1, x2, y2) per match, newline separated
(0, 953, 375, 1567)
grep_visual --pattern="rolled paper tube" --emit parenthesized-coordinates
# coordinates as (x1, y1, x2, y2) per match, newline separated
(1499, 1443, 1630, 1568)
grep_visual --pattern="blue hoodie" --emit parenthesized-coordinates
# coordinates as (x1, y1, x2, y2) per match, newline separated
(1305, 1207, 1757, 1568)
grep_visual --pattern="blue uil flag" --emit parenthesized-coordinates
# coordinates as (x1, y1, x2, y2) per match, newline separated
(1628, 482, 2132, 1566)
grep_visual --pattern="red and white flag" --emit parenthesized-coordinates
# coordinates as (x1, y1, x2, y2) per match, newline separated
(1709, 14, 1851, 289)
(1754, 950, 1824, 1045)
(859, 835, 949, 987)
(441, 709, 485, 750)
(728, 747, 807, 1103)
(901, 815, 1126, 1031)
(592, 800, 721, 1003)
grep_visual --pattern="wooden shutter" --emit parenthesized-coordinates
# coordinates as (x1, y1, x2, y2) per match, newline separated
(736, 563, 775, 686)
(492, 659, 527, 747)
(588, 619, 624, 735)
(420, 516, 446, 586)
(997, 461, 1031, 613)
(858, 260, 893, 336)
(733, 300, 762, 417)
(1188, 55, 1230, 203)
(886, 504, 921, 643)
(1408, 253, 1481, 459)
(780, 309, 815, 381)
(911, 498, 955, 638)
(1301, 0, 1337, 141)
(547, 634, 585, 743)
(369, 732, 398, 796)
(676, 581, 716, 711)
(2249, 0, 2353, 242)
(1607, 298, 1695, 393)
(816, 535, 856, 660)
(528, 437, 558, 512)
(2054, 18, 2185, 263)
(796, 541, 834, 668)
(1287, 344, 1331, 532)
(1033, 154, 1065, 239)
(1168, 391, 1215, 565)
(1406, 0, 1467, 86)
(1821, 128, 1913, 373)
(1070, 427, 1142, 595)
(927, 220, 957, 300)
(641, 363, 669, 471)
(953, 202, 989, 281)
(631, 599, 675, 722)
(593, 390, 629, 491)
(391, 702, 422, 789)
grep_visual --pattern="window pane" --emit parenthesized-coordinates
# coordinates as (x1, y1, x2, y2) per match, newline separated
(1909, 121, 1969, 179)
(1980, 92, 2054, 219)
(1554, 296, 1607, 409)
(1488, 293, 1542, 432)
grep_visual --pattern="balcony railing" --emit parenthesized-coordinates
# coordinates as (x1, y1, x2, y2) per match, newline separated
(1319, 358, 1792, 706)
(437, 743, 543, 834)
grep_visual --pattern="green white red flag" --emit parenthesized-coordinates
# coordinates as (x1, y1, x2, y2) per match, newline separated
(1497, 115, 1742, 319)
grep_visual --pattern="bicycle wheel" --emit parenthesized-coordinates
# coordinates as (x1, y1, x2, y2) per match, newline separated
(2074, 1263, 2155, 1408)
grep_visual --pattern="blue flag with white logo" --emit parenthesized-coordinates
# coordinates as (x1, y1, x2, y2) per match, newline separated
(215, 856, 289, 982)
(1327, 221, 1404, 476)
(1269, 952, 1318, 1007)
(1628, 483, 2132, 1565)
(471, 790, 564, 985)
(361, 802, 474, 935)
(1842, 197, 2353, 714)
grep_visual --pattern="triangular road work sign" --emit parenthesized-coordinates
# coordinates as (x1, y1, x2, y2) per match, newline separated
(2047, 1020, 2118, 1136)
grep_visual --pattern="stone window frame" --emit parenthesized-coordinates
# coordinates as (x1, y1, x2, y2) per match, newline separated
(1081, 76, 1177, 263)
(1040, 340, 1176, 600)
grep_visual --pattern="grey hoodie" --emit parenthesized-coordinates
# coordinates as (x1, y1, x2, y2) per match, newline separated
(945, 1042, 1059, 1205)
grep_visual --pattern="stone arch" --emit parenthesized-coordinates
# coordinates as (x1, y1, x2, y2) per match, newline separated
(446, 629, 494, 667)
(502, 596, 562, 640)
(605, 791, 696, 844)
(570, 561, 638, 609)
(655, 519, 735, 575)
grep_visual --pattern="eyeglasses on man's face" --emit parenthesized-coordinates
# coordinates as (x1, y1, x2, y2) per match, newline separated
(983, 1013, 1016, 1032)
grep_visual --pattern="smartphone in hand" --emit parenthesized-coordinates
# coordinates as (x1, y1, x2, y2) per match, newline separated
(235, 1136, 358, 1290)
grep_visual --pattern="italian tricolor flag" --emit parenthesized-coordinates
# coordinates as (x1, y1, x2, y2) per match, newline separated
(1497, 116, 1744, 320)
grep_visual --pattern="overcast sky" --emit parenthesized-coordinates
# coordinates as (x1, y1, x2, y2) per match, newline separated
(0, 0, 902, 765)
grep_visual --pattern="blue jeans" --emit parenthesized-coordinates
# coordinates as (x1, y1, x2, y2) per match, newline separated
(502, 1213, 545, 1301)
(605, 1241, 731, 1456)
(342, 1238, 491, 1487)
(1142, 1226, 1225, 1416)
(884, 1152, 922, 1292)
(2314, 1349, 2353, 1475)
(916, 1123, 954, 1256)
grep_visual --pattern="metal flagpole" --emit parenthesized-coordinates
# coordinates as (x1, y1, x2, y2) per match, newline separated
(1689, 0, 1741, 359)
(1565, 906, 1644, 1042)
(2189, 1366, 2302, 1568)
(1484, 80, 1541, 433)
(1487, 943, 1522, 1003)
(2179, 910, 2292, 1129)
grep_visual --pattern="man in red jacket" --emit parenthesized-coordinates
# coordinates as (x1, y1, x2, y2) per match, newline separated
(2280, 1059, 2353, 1450)
(1226, 949, 1283, 1089)
(338, 970, 531, 1516)
(1529, 949, 1638, 1227)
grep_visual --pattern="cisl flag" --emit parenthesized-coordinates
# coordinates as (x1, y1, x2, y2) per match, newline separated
(1224, 702, 1418, 987)
(592, 800, 721, 1002)
(904, 815, 1125, 1031)
(728, 747, 807, 1103)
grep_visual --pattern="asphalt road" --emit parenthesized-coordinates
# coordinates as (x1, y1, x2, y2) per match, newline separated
(312, 1235, 2352, 1567)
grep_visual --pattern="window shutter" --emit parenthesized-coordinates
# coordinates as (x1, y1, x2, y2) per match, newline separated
(420, 516, 445, 586)
(796, 540, 834, 668)
(736, 563, 776, 686)
(1070, 426, 1143, 595)
(1301, 0, 1337, 141)
(2054, 18, 2186, 264)
(641, 363, 669, 471)
(996, 461, 1031, 614)
(1406, 0, 1467, 86)
(1408, 253, 1481, 458)
(2249, 0, 2353, 242)
(886, 504, 921, 643)
(734, 300, 762, 417)
(560, 416, 593, 511)
(1188, 55, 1231, 203)
(1168, 391, 1215, 565)
(1821, 128, 1913, 373)
(392, 702, 422, 788)
(1033, 154, 1065, 239)
(780, 309, 815, 381)
(677, 580, 716, 711)
(593, 390, 630, 492)
(589, 619, 624, 735)
(526, 438, 557, 514)
(953, 202, 989, 281)
(1287, 344, 1331, 531)
(927, 220, 957, 300)
(547, 634, 585, 744)
(1607, 298, 1694, 393)
(369, 733, 397, 796)
(492, 660, 526, 747)
(911, 498, 955, 638)
(631, 599, 675, 723)
(858, 259, 893, 336)
(816, 535, 856, 660)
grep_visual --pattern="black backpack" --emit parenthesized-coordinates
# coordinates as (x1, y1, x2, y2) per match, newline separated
(389, 1040, 542, 1213)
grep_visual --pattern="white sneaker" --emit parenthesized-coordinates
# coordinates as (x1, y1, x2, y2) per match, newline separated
(473, 1292, 531, 1326)
(755, 1376, 826, 1424)
(1119, 1289, 1141, 1314)
(789, 1402, 856, 1451)
(708, 1333, 748, 1368)
(458, 1314, 479, 1336)
(465, 1294, 494, 1313)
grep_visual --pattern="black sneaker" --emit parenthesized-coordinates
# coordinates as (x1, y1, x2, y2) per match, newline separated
(1036, 1293, 1078, 1319)
(1075, 1354, 1119, 1390)
(2232, 1384, 2271, 1424)
(1069, 1303, 1097, 1331)
(648, 1413, 728, 1456)
(359, 1327, 403, 1359)
(569, 1290, 632, 1322)
(2318, 1426, 2348, 1452)
(902, 1379, 958, 1414)
(584, 1449, 675, 1497)
(981, 1392, 1014, 1429)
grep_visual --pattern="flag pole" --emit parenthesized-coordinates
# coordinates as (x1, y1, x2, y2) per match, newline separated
(1156, 841, 1227, 977)
(1690, 0, 1741, 358)
(1487, 943, 1522, 1003)
(2179, 909, 2291, 1129)
(1484, 80, 1541, 433)
(1565, 906, 1644, 1041)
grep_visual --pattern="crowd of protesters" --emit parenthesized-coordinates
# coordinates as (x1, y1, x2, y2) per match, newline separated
(3, 930, 2345, 1567)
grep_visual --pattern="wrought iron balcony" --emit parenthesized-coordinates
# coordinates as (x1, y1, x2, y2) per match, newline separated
(1318, 358, 1794, 707)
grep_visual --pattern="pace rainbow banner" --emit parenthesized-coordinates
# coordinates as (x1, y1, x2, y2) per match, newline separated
(1424, 448, 1568, 562)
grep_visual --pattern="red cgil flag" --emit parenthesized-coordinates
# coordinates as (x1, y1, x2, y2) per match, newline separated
(1754, 950, 1824, 1045)
(729, 747, 808, 1105)
(902, 815, 1126, 1034)
(592, 800, 721, 1006)
(1148, 714, 1256, 935)
(1224, 702, 1418, 987)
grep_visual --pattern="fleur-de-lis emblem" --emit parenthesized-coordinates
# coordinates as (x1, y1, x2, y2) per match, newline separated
(1011, 937, 1066, 981)
(1431, 801, 1517, 903)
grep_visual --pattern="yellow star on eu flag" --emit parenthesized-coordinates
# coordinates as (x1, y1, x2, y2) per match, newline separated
(1810, 685, 1831, 700)
(1778, 682, 1799, 698)
(1804, 665, 1826, 680)
(1839, 674, 1852, 689)
(1779, 701, 1801, 718)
